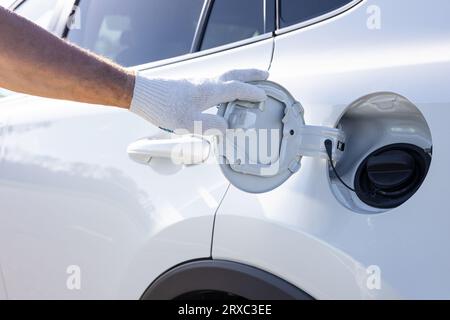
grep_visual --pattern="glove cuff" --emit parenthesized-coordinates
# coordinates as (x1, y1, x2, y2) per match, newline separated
(130, 74, 169, 127)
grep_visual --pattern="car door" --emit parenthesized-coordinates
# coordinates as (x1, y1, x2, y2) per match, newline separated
(0, 0, 275, 299)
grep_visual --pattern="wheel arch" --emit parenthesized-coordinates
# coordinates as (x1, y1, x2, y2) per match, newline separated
(141, 259, 313, 300)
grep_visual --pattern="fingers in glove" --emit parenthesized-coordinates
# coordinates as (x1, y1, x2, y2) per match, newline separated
(173, 114, 228, 136)
(219, 69, 269, 83)
(196, 113, 228, 135)
(206, 80, 267, 107)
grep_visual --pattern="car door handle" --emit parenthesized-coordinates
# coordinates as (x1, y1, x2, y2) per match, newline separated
(127, 136, 211, 165)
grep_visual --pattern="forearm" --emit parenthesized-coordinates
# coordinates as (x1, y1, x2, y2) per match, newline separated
(0, 7, 134, 108)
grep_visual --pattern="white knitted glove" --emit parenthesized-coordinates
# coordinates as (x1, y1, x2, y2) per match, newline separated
(130, 69, 269, 135)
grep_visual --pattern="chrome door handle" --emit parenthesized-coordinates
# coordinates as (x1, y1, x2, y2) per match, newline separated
(127, 136, 211, 165)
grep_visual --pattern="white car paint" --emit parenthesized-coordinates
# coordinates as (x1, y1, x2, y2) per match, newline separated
(0, 96, 225, 299)
(0, 0, 15, 8)
(0, 36, 272, 298)
(214, 0, 450, 299)
(0, 0, 449, 299)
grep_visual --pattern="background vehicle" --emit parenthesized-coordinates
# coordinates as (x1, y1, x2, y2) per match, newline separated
(0, 0, 449, 299)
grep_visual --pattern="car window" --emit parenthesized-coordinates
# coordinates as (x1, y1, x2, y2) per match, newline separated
(280, 0, 354, 28)
(66, 0, 204, 67)
(201, 0, 274, 51)
(14, 0, 60, 31)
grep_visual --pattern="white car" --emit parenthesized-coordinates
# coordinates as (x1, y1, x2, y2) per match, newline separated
(0, 0, 449, 300)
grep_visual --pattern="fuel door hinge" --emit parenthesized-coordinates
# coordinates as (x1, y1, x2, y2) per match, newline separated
(272, 98, 345, 175)
(295, 125, 345, 162)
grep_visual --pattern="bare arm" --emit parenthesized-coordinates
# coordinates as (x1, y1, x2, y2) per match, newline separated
(0, 7, 134, 108)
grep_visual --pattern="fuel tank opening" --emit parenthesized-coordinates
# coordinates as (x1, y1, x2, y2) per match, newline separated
(329, 92, 433, 214)
(354, 143, 431, 209)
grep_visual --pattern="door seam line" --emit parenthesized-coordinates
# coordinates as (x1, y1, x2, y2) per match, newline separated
(268, 36, 276, 72)
(210, 183, 230, 257)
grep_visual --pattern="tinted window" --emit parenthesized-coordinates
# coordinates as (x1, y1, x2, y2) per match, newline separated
(280, 0, 353, 28)
(201, 0, 273, 51)
(14, 0, 60, 30)
(66, 0, 204, 67)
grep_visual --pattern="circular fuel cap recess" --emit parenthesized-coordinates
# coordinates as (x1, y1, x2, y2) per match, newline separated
(366, 150, 416, 189)
(216, 81, 306, 193)
(354, 143, 431, 209)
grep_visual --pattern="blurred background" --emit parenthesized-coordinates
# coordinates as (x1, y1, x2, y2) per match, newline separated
(0, 0, 15, 8)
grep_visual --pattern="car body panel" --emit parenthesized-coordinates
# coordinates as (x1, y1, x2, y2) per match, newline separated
(0, 97, 227, 299)
(213, 0, 450, 299)
(138, 36, 273, 79)
(0, 37, 273, 299)
(0, 270, 6, 299)
(1, 0, 449, 300)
